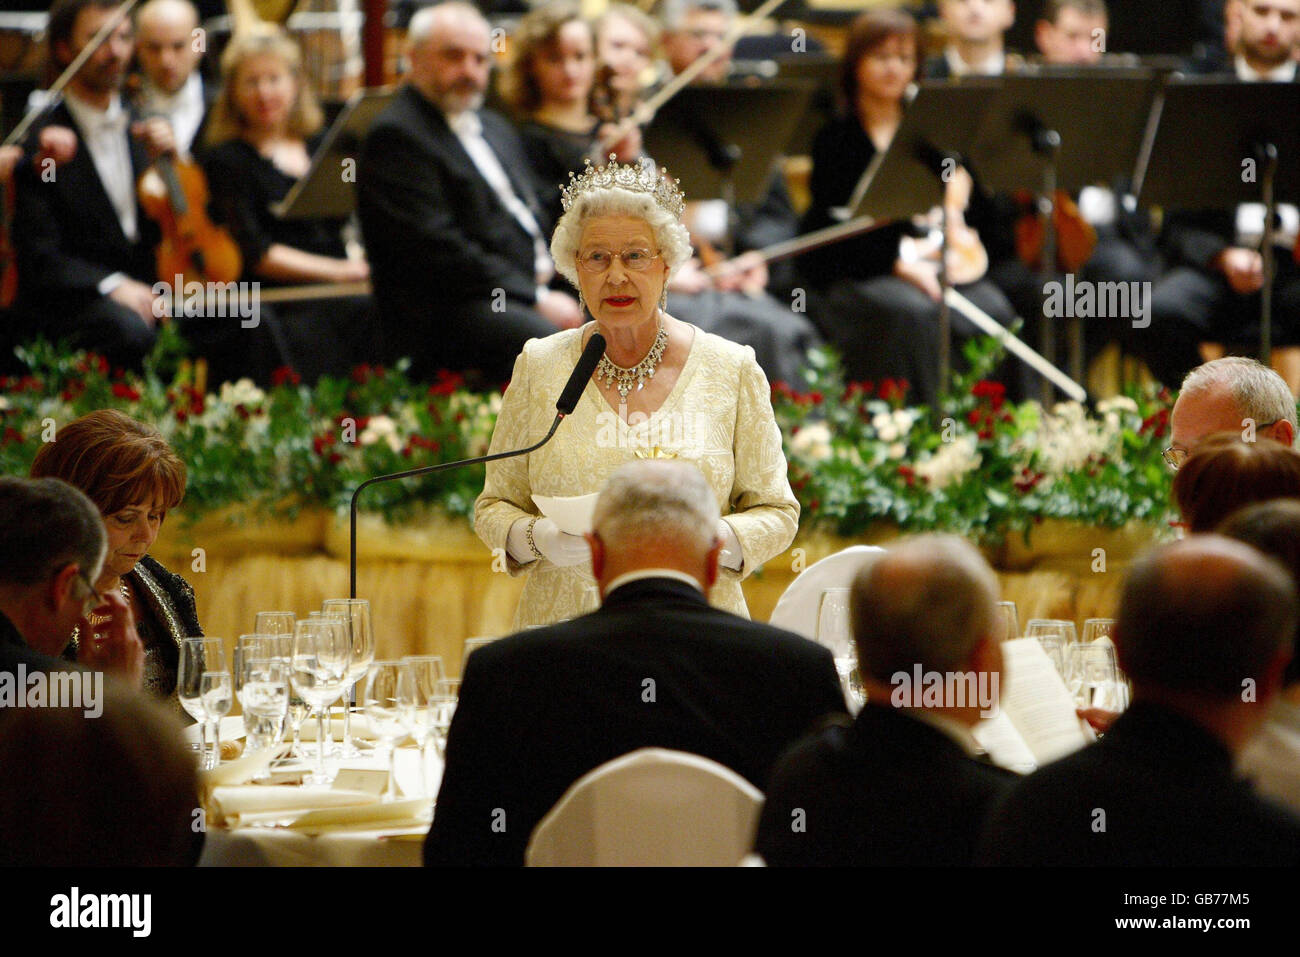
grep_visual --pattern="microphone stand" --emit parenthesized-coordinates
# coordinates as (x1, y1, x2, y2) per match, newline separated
(348, 414, 567, 598)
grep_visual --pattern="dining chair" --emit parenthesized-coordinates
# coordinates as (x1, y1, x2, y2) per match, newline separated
(524, 748, 763, 867)
(767, 545, 885, 644)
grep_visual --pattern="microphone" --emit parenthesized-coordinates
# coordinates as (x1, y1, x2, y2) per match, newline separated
(557, 332, 607, 414)
(348, 333, 607, 597)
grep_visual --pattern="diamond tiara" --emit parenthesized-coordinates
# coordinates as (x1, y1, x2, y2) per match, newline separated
(561, 155, 686, 219)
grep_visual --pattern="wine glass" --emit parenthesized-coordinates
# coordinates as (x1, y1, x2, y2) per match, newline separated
(254, 611, 295, 637)
(323, 599, 376, 758)
(1073, 641, 1129, 712)
(1025, 619, 1077, 676)
(431, 677, 460, 760)
(363, 661, 415, 800)
(1082, 618, 1117, 645)
(200, 670, 233, 769)
(995, 601, 1020, 642)
(402, 655, 446, 798)
(178, 637, 225, 769)
(290, 617, 352, 785)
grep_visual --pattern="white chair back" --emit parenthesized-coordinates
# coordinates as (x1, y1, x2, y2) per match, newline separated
(768, 545, 886, 644)
(525, 748, 763, 866)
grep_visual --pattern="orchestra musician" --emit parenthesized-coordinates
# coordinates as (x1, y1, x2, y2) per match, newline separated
(201, 24, 375, 383)
(923, 0, 1023, 79)
(798, 9, 1022, 408)
(131, 0, 212, 156)
(1148, 0, 1300, 391)
(11, 0, 178, 371)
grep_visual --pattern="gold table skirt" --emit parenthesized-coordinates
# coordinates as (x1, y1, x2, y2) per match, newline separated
(153, 509, 1158, 677)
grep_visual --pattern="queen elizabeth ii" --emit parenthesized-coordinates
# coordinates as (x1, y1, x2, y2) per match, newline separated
(474, 156, 799, 626)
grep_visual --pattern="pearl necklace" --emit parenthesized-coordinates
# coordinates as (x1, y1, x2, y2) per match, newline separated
(595, 323, 669, 399)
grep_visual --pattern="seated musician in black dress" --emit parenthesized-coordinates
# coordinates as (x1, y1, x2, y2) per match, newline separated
(799, 9, 1022, 407)
(200, 25, 375, 382)
(498, 1, 641, 226)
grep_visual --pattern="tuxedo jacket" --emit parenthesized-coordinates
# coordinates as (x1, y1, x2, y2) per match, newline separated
(423, 577, 848, 866)
(755, 704, 1015, 866)
(357, 85, 551, 333)
(978, 702, 1300, 866)
(0, 609, 64, 690)
(12, 101, 159, 317)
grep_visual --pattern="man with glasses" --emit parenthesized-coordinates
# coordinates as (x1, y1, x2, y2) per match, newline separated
(1165, 356, 1297, 470)
(0, 476, 143, 691)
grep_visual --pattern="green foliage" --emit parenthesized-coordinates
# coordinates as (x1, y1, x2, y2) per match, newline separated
(1, 334, 1182, 540)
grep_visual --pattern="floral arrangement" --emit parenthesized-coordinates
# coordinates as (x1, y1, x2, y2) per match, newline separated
(771, 338, 1179, 545)
(0, 330, 1179, 542)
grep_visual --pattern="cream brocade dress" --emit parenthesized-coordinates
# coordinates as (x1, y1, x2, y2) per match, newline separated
(475, 323, 800, 627)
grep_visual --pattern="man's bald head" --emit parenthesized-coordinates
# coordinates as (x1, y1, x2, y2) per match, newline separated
(1118, 535, 1296, 699)
(851, 534, 999, 681)
(135, 0, 200, 95)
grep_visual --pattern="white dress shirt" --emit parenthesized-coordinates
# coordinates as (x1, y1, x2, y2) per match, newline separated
(1235, 55, 1298, 83)
(137, 72, 205, 155)
(64, 91, 138, 244)
(945, 45, 1005, 77)
(445, 109, 554, 293)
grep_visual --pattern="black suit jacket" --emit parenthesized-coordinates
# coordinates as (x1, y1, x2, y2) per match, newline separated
(0, 609, 65, 691)
(755, 704, 1014, 866)
(423, 577, 848, 866)
(13, 101, 159, 318)
(357, 86, 550, 352)
(978, 702, 1300, 866)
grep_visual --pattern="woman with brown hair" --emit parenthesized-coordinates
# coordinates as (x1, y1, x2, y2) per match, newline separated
(1172, 433, 1300, 533)
(30, 409, 202, 705)
(797, 8, 1021, 407)
(499, 1, 641, 225)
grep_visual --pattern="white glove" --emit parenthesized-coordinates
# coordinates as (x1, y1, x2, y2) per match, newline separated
(717, 519, 743, 571)
(507, 516, 591, 567)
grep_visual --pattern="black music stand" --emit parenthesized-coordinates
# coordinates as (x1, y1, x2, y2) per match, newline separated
(272, 86, 395, 220)
(845, 80, 999, 390)
(643, 82, 813, 254)
(968, 69, 1160, 399)
(1134, 77, 1300, 360)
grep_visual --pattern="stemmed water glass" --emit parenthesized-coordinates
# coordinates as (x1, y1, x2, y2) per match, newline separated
(323, 599, 376, 758)
(178, 637, 226, 770)
(363, 660, 415, 801)
(402, 655, 446, 797)
(1066, 641, 1129, 711)
(290, 617, 352, 785)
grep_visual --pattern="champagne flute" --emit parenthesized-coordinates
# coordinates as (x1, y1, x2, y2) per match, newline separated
(290, 617, 351, 785)
(432, 677, 460, 760)
(817, 588, 858, 703)
(995, 601, 1020, 642)
(179, 637, 226, 769)
(254, 611, 295, 637)
(200, 670, 233, 769)
(402, 655, 446, 798)
(323, 599, 376, 758)
(363, 661, 415, 801)
(253, 615, 302, 757)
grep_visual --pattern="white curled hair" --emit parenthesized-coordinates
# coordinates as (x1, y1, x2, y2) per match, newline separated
(550, 187, 693, 289)
(1181, 357, 1298, 437)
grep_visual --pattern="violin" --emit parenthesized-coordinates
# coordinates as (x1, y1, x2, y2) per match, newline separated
(1013, 188, 1097, 274)
(136, 149, 243, 286)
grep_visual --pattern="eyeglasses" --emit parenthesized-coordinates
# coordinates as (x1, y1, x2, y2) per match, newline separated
(577, 247, 661, 273)
(1163, 420, 1282, 471)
